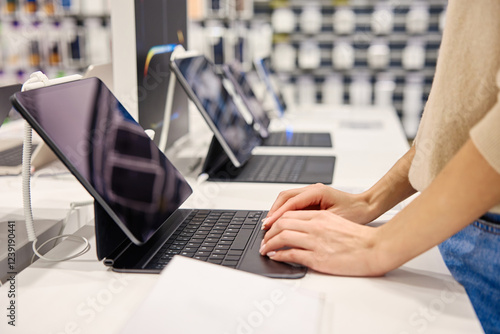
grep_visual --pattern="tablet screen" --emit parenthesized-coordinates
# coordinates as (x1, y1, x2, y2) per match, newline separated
(12, 78, 192, 244)
(223, 62, 271, 138)
(171, 54, 261, 167)
(254, 57, 288, 117)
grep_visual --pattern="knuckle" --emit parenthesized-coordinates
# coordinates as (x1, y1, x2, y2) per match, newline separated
(314, 249, 330, 263)
(273, 219, 282, 229)
(286, 249, 299, 262)
(279, 229, 294, 241)
(312, 183, 324, 189)
(273, 219, 286, 231)
(278, 190, 290, 198)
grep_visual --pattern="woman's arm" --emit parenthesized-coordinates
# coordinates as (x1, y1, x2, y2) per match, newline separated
(263, 145, 418, 229)
(375, 139, 500, 271)
(361, 144, 418, 222)
(260, 139, 500, 276)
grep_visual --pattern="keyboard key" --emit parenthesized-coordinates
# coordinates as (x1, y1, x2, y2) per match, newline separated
(195, 251, 211, 257)
(191, 238, 205, 243)
(225, 255, 241, 261)
(227, 250, 244, 256)
(202, 242, 216, 247)
(207, 259, 223, 265)
(209, 253, 225, 259)
(222, 260, 239, 266)
(204, 238, 220, 243)
(230, 229, 253, 250)
(180, 252, 195, 257)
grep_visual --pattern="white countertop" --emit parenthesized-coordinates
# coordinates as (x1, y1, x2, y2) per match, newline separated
(0, 105, 482, 333)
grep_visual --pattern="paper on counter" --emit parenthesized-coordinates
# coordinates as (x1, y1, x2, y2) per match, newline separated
(121, 256, 326, 334)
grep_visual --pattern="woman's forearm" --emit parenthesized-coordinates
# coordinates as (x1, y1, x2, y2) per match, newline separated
(360, 145, 418, 222)
(375, 139, 500, 272)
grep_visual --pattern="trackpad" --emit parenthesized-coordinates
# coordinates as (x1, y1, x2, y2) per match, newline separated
(298, 156, 335, 184)
(237, 230, 307, 279)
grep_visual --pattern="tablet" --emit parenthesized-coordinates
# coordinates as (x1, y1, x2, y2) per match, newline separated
(221, 62, 271, 138)
(170, 49, 261, 168)
(11, 78, 193, 245)
(254, 56, 288, 117)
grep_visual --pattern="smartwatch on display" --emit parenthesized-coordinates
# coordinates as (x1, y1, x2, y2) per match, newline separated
(300, 5, 322, 34)
(371, 4, 394, 35)
(272, 43, 296, 72)
(402, 39, 426, 70)
(406, 3, 430, 34)
(333, 7, 356, 35)
(298, 40, 321, 70)
(272, 7, 296, 34)
(367, 41, 390, 70)
(332, 41, 354, 70)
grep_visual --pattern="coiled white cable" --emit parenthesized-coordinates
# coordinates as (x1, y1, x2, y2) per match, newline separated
(21, 71, 91, 263)
(22, 120, 36, 242)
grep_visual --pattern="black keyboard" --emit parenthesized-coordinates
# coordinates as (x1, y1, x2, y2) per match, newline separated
(146, 210, 264, 270)
(263, 132, 331, 147)
(0, 143, 38, 167)
(239, 155, 306, 183)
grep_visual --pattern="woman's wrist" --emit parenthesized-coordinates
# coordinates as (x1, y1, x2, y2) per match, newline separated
(354, 189, 384, 224)
(369, 224, 406, 275)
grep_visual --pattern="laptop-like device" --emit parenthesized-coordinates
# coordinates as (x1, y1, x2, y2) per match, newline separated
(254, 56, 289, 117)
(170, 50, 336, 184)
(11, 77, 306, 278)
(222, 61, 332, 148)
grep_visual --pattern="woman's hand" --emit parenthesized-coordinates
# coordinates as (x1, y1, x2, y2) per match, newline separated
(259, 210, 389, 276)
(262, 183, 376, 230)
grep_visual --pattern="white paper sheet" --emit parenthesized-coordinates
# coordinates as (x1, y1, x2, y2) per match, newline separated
(121, 256, 325, 334)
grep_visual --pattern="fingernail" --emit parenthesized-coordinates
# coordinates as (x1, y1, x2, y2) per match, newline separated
(267, 251, 276, 258)
(261, 218, 268, 230)
(259, 243, 266, 254)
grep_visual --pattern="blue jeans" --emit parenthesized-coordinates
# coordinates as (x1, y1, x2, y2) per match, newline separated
(439, 212, 500, 334)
